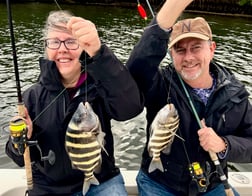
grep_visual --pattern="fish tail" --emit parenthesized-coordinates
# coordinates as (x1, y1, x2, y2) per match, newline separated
(82, 176, 100, 195)
(148, 157, 164, 173)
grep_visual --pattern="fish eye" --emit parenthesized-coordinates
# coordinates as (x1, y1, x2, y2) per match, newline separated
(72, 113, 82, 124)
(72, 118, 81, 125)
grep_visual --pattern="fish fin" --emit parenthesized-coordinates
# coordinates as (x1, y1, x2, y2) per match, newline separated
(97, 130, 109, 156)
(94, 158, 102, 174)
(101, 145, 109, 156)
(174, 133, 185, 141)
(148, 157, 164, 173)
(162, 145, 172, 155)
(161, 136, 175, 154)
(147, 127, 155, 156)
(71, 163, 77, 169)
(83, 176, 99, 195)
(148, 149, 152, 157)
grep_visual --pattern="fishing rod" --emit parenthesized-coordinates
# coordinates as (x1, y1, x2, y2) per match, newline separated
(145, 0, 155, 17)
(142, 0, 234, 195)
(177, 74, 235, 196)
(6, 0, 33, 191)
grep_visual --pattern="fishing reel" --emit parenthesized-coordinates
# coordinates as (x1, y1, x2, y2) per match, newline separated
(9, 116, 28, 155)
(189, 162, 210, 193)
(9, 116, 56, 165)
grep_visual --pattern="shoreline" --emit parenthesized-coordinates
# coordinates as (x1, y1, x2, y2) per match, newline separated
(184, 9, 252, 18)
(1, 1, 252, 17)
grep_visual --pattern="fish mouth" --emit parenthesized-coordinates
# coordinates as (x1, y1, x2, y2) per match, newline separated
(168, 104, 174, 110)
(168, 104, 177, 115)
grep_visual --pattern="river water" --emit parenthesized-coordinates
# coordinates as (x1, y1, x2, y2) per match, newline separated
(0, 3, 251, 171)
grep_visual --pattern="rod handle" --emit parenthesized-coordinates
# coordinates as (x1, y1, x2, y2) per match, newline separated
(18, 103, 33, 190)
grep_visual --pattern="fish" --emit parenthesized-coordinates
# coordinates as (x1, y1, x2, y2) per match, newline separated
(148, 103, 181, 173)
(65, 101, 107, 195)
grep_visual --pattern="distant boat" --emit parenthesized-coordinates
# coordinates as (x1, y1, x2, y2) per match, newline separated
(0, 169, 251, 196)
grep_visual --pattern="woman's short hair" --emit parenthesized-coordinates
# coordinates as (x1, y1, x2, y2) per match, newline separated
(42, 10, 74, 40)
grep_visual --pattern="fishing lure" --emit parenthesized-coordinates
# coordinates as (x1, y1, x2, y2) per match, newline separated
(137, 0, 147, 20)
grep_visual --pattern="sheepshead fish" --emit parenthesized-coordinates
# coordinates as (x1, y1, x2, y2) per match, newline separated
(65, 102, 107, 195)
(148, 103, 181, 173)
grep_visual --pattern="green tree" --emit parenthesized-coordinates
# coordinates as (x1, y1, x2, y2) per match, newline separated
(239, 0, 252, 5)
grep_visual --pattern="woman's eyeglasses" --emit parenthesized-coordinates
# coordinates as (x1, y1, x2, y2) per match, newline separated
(45, 38, 79, 50)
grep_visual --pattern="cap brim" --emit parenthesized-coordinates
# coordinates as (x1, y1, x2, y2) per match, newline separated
(168, 33, 210, 49)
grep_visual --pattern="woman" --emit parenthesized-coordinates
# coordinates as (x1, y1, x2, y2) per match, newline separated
(6, 10, 143, 196)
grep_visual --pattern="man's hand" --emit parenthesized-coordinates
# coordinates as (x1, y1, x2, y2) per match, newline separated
(198, 120, 226, 153)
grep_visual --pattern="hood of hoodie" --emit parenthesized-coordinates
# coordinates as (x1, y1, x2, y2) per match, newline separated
(38, 57, 65, 92)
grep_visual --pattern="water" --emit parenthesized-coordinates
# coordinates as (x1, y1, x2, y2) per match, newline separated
(0, 2, 251, 171)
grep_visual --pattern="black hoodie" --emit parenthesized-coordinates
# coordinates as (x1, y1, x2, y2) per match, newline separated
(126, 18, 252, 195)
(6, 44, 144, 195)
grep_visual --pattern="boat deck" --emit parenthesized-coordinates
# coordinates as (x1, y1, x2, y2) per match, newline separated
(0, 169, 251, 196)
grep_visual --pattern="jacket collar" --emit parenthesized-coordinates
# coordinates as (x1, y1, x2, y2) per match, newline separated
(38, 57, 64, 92)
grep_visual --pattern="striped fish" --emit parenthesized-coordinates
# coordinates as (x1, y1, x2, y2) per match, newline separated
(65, 102, 107, 195)
(148, 103, 181, 173)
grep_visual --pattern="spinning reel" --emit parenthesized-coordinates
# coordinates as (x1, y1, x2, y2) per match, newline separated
(189, 162, 210, 193)
(9, 116, 55, 165)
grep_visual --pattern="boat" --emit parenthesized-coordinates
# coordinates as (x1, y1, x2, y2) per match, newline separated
(0, 169, 251, 196)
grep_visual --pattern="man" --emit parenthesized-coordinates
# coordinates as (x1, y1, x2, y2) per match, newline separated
(127, 0, 252, 195)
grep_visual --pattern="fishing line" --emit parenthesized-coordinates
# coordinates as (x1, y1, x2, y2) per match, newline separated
(142, 1, 233, 194)
(161, 66, 173, 104)
(136, 0, 170, 30)
(145, 0, 185, 143)
(54, 0, 62, 10)
(31, 0, 89, 123)
(84, 53, 88, 103)
(168, 47, 234, 195)
(32, 88, 67, 123)
(0, 0, 87, 134)
(3, 68, 87, 132)
(141, 0, 173, 102)
(145, 0, 155, 17)
(50, 0, 89, 108)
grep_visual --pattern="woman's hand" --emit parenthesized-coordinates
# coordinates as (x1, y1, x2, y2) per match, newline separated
(23, 107, 33, 139)
(67, 17, 101, 57)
